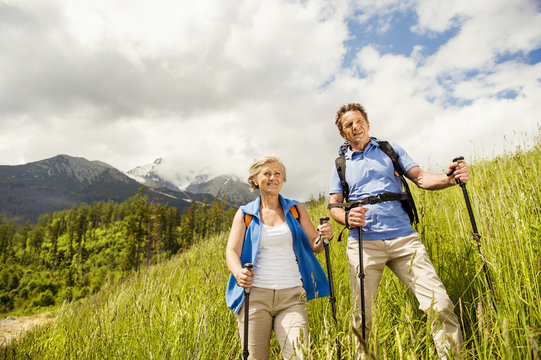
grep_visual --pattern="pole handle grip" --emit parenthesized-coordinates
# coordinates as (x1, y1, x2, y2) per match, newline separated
(243, 263, 253, 294)
(447, 156, 465, 183)
(316, 217, 330, 245)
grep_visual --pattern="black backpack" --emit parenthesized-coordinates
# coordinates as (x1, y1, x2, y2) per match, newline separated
(335, 138, 419, 224)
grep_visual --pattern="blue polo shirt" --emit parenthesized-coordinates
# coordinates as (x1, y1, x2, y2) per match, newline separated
(329, 139, 418, 241)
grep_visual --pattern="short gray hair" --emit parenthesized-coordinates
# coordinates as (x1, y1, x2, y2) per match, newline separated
(335, 103, 368, 132)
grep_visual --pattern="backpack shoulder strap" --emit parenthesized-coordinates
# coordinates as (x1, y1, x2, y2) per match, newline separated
(376, 139, 419, 224)
(289, 204, 300, 221)
(335, 141, 351, 202)
(335, 154, 349, 202)
(377, 140, 403, 175)
(243, 213, 253, 228)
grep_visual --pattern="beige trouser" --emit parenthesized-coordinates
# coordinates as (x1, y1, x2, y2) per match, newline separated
(347, 232, 463, 359)
(235, 286, 309, 360)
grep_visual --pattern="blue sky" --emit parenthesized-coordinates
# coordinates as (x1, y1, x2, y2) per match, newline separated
(344, 9, 460, 66)
(0, 0, 540, 199)
(345, 6, 540, 106)
(527, 48, 541, 64)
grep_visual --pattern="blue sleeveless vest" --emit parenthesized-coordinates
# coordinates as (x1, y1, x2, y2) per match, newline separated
(225, 195, 330, 313)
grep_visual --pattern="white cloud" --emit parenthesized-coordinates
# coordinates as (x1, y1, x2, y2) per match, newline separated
(0, 0, 539, 202)
(453, 61, 541, 101)
(419, 0, 541, 73)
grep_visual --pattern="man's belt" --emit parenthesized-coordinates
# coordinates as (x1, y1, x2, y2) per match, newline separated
(327, 192, 409, 239)
(328, 192, 408, 211)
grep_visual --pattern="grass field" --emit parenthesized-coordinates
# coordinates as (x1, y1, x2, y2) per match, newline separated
(2, 136, 540, 359)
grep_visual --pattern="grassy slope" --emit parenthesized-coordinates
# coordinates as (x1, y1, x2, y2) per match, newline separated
(3, 137, 540, 359)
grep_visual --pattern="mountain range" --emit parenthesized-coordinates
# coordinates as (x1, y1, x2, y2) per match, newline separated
(0, 155, 256, 223)
(124, 157, 256, 205)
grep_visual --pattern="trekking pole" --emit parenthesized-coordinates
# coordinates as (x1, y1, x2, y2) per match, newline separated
(358, 225, 366, 341)
(327, 202, 368, 341)
(242, 263, 253, 360)
(319, 217, 342, 359)
(448, 157, 495, 300)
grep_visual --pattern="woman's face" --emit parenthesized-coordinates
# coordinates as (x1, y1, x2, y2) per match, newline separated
(255, 161, 284, 195)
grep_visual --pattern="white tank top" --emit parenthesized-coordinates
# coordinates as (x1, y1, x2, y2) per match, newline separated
(252, 222, 302, 289)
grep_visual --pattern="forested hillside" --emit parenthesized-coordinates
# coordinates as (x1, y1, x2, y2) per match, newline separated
(0, 154, 220, 223)
(0, 189, 235, 315)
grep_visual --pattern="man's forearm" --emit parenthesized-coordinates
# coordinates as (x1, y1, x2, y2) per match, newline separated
(330, 208, 347, 226)
(416, 172, 455, 190)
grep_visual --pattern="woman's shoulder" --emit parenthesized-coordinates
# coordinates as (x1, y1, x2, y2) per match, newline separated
(279, 194, 299, 209)
(240, 196, 260, 215)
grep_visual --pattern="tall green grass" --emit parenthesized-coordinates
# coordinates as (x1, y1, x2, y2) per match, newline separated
(3, 136, 540, 359)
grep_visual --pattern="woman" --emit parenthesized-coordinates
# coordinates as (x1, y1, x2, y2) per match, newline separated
(225, 156, 332, 360)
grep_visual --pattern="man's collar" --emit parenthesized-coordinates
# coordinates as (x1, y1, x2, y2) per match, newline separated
(345, 138, 378, 159)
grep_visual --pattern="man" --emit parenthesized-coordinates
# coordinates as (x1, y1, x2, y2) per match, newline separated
(328, 103, 467, 359)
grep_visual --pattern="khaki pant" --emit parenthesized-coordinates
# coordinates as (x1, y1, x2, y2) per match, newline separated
(236, 286, 308, 360)
(347, 232, 463, 359)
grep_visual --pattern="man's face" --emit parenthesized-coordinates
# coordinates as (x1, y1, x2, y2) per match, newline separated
(339, 110, 370, 151)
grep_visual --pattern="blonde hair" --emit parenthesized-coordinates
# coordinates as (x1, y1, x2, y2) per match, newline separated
(247, 156, 287, 192)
